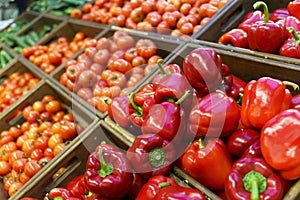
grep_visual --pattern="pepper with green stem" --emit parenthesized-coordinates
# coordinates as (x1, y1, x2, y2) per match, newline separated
(280, 27, 300, 58)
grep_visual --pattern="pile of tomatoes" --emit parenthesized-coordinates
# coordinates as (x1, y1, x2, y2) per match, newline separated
(0, 95, 84, 197)
(22, 32, 93, 74)
(70, 0, 230, 37)
(0, 72, 40, 113)
(59, 30, 161, 113)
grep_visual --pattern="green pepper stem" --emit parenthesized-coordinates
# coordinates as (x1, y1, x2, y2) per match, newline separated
(253, 1, 269, 23)
(236, 93, 243, 107)
(129, 93, 144, 116)
(98, 148, 113, 178)
(198, 138, 205, 149)
(243, 170, 267, 200)
(159, 182, 171, 188)
(283, 80, 299, 91)
(157, 59, 168, 75)
(148, 147, 166, 168)
(53, 197, 63, 200)
(288, 27, 300, 45)
(175, 90, 191, 105)
(86, 191, 93, 198)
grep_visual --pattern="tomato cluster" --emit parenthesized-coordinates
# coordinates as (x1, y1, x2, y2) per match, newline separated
(59, 30, 160, 113)
(22, 32, 93, 74)
(71, 0, 230, 37)
(0, 95, 84, 197)
(0, 72, 40, 113)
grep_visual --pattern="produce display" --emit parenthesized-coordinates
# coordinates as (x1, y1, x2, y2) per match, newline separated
(68, 0, 230, 37)
(0, 93, 86, 197)
(58, 30, 167, 114)
(22, 32, 94, 74)
(0, 0, 300, 199)
(218, 0, 300, 58)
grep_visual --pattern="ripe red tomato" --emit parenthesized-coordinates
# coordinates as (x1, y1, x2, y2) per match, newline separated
(45, 100, 62, 113)
(136, 39, 157, 58)
(8, 181, 24, 197)
(0, 160, 11, 176)
(24, 160, 42, 178)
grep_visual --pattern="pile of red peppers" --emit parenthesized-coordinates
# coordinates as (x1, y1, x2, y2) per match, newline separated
(218, 0, 300, 59)
(22, 44, 300, 200)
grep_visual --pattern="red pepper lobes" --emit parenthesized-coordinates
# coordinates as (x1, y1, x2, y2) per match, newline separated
(179, 138, 233, 191)
(84, 143, 134, 198)
(142, 90, 190, 141)
(290, 93, 300, 111)
(285, 16, 300, 36)
(153, 185, 206, 200)
(280, 27, 300, 58)
(126, 134, 175, 178)
(43, 188, 81, 200)
(269, 8, 290, 22)
(238, 10, 263, 33)
(152, 60, 182, 84)
(227, 74, 247, 105)
(226, 128, 260, 159)
(183, 48, 223, 97)
(241, 77, 296, 129)
(187, 91, 240, 138)
(218, 28, 249, 48)
(135, 175, 177, 200)
(288, 0, 300, 21)
(248, 1, 287, 53)
(241, 139, 262, 158)
(261, 109, 300, 180)
(225, 157, 284, 200)
(129, 83, 158, 127)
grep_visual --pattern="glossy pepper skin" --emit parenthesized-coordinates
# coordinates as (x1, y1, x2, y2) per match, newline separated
(153, 185, 206, 200)
(108, 96, 131, 128)
(127, 134, 175, 178)
(280, 27, 300, 58)
(242, 139, 262, 159)
(129, 83, 158, 127)
(84, 144, 134, 198)
(288, 0, 300, 21)
(285, 16, 300, 37)
(227, 74, 247, 105)
(261, 109, 300, 180)
(218, 28, 248, 48)
(135, 175, 177, 200)
(225, 157, 284, 200)
(269, 8, 290, 22)
(248, 1, 286, 53)
(187, 91, 240, 138)
(226, 128, 260, 159)
(152, 61, 182, 84)
(290, 93, 300, 111)
(241, 77, 293, 129)
(183, 48, 223, 97)
(142, 91, 190, 141)
(238, 10, 263, 33)
(179, 138, 233, 191)
(43, 188, 81, 200)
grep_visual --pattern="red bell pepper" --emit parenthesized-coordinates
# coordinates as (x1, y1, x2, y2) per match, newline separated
(290, 93, 300, 111)
(141, 90, 190, 141)
(280, 27, 300, 58)
(84, 143, 134, 198)
(225, 157, 284, 200)
(126, 134, 175, 178)
(227, 74, 247, 105)
(43, 188, 81, 200)
(135, 175, 177, 200)
(183, 48, 223, 97)
(179, 138, 233, 191)
(288, 0, 300, 21)
(247, 1, 287, 53)
(241, 77, 296, 129)
(241, 139, 262, 158)
(238, 10, 263, 33)
(218, 28, 249, 48)
(221, 63, 233, 95)
(152, 60, 182, 84)
(187, 91, 240, 138)
(129, 83, 158, 127)
(269, 8, 290, 22)
(153, 185, 206, 200)
(285, 16, 300, 37)
(226, 128, 260, 159)
(108, 96, 131, 128)
(261, 109, 300, 180)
